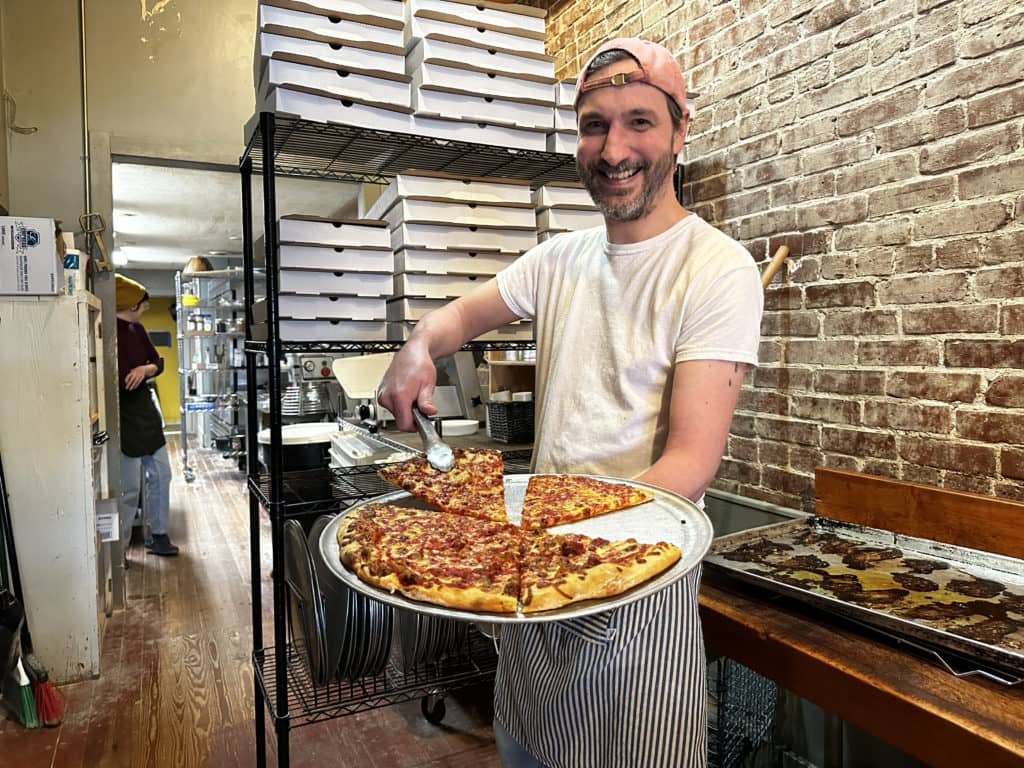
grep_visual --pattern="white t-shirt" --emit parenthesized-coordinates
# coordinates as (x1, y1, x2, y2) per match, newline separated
(497, 214, 763, 478)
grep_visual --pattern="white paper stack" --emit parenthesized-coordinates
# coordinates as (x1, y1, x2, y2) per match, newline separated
(532, 182, 603, 242)
(404, 0, 552, 151)
(253, 0, 413, 135)
(366, 170, 536, 341)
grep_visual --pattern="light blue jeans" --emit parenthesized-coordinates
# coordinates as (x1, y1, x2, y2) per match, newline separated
(495, 719, 548, 768)
(119, 445, 172, 541)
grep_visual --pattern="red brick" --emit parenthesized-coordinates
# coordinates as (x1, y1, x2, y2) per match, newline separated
(766, 28, 833, 75)
(987, 230, 1024, 265)
(874, 38, 957, 93)
(956, 409, 1024, 443)
(902, 463, 943, 487)
(822, 425, 897, 458)
(779, 115, 837, 154)
(921, 124, 1019, 175)
(900, 436, 996, 474)
(877, 273, 968, 305)
(995, 481, 1024, 503)
(797, 196, 869, 230)
(822, 309, 899, 336)
(945, 340, 1024, 368)
(804, 229, 833, 255)
(943, 471, 995, 496)
(902, 304, 999, 334)
(790, 445, 826, 474)
(1003, 447, 1024, 480)
(727, 135, 781, 167)
(805, 281, 874, 308)
(967, 83, 1024, 128)
(764, 285, 802, 311)
(935, 238, 981, 269)
(801, 135, 874, 173)
(960, 9, 1024, 58)
(976, 266, 1024, 300)
(874, 104, 965, 152)
(731, 209, 797, 239)
(867, 177, 955, 217)
(823, 454, 863, 473)
(859, 340, 942, 366)
(814, 368, 886, 395)
(913, 201, 1010, 238)
(863, 458, 902, 477)
(1003, 305, 1024, 335)
(835, 152, 916, 193)
(986, 374, 1024, 408)
(762, 466, 815, 498)
(731, 413, 757, 438)
(753, 366, 815, 391)
(742, 156, 801, 188)
(961, 155, 1024, 198)
(893, 244, 935, 273)
(787, 339, 858, 365)
(761, 310, 821, 337)
(864, 401, 950, 432)
(886, 371, 982, 402)
(923, 49, 1024, 108)
(835, 40, 870, 76)
(836, 1, 913, 46)
(738, 388, 790, 415)
(914, 2, 958, 41)
(822, 249, 894, 278)
(834, 218, 912, 249)
(759, 339, 782, 364)
(791, 395, 861, 424)
(717, 457, 762, 485)
(719, 63, 767, 99)
(870, 26, 911, 66)
(728, 435, 760, 463)
(755, 415, 821, 446)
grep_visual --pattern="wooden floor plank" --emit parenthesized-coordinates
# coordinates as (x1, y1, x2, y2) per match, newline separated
(0, 439, 498, 766)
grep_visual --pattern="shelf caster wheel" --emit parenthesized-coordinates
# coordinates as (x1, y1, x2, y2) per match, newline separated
(421, 694, 446, 724)
(183, 468, 196, 483)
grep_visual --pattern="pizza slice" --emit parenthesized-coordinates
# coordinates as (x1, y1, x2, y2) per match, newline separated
(519, 474, 655, 529)
(337, 503, 523, 613)
(518, 528, 681, 613)
(377, 447, 507, 522)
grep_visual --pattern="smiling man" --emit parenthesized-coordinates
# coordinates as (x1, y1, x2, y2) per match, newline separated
(377, 38, 764, 768)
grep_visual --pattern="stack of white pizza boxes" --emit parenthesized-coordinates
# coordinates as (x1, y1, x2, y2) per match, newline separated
(404, 0, 554, 151)
(252, 215, 393, 341)
(251, 0, 414, 135)
(533, 182, 603, 242)
(549, 79, 578, 155)
(366, 170, 536, 342)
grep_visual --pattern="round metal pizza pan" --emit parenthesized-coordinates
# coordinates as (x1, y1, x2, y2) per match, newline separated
(318, 474, 714, 624)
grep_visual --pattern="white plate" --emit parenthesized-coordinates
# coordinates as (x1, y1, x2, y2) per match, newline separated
(440, 418, 479, 436)
(318, 474, 713, 624)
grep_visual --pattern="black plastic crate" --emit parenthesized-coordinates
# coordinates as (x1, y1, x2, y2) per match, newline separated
(487, 400, 535, 444)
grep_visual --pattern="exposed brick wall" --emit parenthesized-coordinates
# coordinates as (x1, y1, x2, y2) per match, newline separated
(542, 0, 1024, 511)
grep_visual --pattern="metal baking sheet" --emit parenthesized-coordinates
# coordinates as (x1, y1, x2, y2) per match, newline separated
(319, 474, 713, 624)
(705, 516, 1024, 675)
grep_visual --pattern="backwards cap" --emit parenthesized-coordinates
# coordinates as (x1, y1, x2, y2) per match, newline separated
(574, 37, 688, 116)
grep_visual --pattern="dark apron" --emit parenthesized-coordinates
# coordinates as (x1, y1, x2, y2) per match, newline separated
(120, 383, 166, 458)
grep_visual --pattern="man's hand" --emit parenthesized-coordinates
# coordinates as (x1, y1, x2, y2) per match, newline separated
(376, 339, 438, 432)
(124, 364, 154, 391)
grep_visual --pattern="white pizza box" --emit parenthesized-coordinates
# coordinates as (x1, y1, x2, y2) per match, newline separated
(252, 85, 413, 136)
(409, 34, 554, 81)
(405, 0, 546, 37)
(411, 113, 548, 152)
(536, 207, 605, 232)
(393, 271, 491, 300)
(253, 30, 405, 88)
(255, 236, 394, 272)
(411, 82, 554, 131)
(253, 318, 389, 341)
(261, 0, 404, 24)
(546, 130, 577, 155)
(277, 294, 387, 320)
(406, 12, 546, 56)
(393, 222, 536, 254)
(279, 267, 393, 296)
(277, 215, 391, 248)
(389, 319, 532, 341)
(532, 182, 597, 211)
(386, 296, 448, 321)
(394, 247, 517, 276)
(555, 78, 577, 107)
(261, 56, 411, 110)
(369, 170, 533, 212)
(258, 4, 404, 50)
(0, 216, 59, 296)
(409, 56, 554, 106)
(538, 229, 568, 243)
(554, 105, 576, 132)
(375, 198, 537, 231)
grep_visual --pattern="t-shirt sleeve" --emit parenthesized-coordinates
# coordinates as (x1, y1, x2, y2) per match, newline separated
(675, 259, 763, 366)
(496, 241, 548, 320)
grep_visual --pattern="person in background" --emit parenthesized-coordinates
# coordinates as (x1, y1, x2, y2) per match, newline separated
(377, 37, 763, 767)
(115, 274, 178, 557)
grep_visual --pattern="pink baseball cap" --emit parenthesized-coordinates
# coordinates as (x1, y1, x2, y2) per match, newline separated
(574, 38, 688, 116)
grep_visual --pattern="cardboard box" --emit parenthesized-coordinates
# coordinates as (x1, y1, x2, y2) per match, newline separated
(537, 207, 605, 232)
(279, 268, 392, 296)
(406, 0, 547, 37)
(0, 216, 59, 296)
(394, 247, 517, 276)
(532, 182, 596, 210)
(406, 13, 546, 56)
(411, 113, 547, 152)
(376, 198, 536, 230)
(263, 0, 404, 24)
(255, 237, 393, 272)
(277, 215, 392, 247)
(389, 319, 532, 341)
(386, 296, 448, 321)
(546, 131, 577, 155)
(254, 31, 405, 88)
(411, 83, 553, 130)
(254, 85, 413, 136)
(410, 58, 554, 106)
(408, 35, 554, 81)
(276, 294, 387, 320)
(253, 318, 388, 341)
(555, 78, 577, 107)
(554, 106, 576, 132)
(370, 170, 533, 209)
(262, 57, 412, 110)
(393, 222, 536, 254)
(259, 4, 405, 50)
(394, 271, 489, 299)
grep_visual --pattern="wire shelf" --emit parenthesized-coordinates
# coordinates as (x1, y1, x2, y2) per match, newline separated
(707, 656, 777, 768)
(243, 339, 538, 354)
(243, 114, 580, 187)
(254, 632, 498, 727)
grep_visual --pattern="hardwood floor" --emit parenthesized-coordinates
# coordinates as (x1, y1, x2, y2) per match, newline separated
(0, 439, 499, 767)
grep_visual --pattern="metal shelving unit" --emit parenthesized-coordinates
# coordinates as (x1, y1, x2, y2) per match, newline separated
(240, 111, 569, 768)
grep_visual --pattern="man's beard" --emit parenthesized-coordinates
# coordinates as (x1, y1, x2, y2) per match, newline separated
(577, 147, 676, 222)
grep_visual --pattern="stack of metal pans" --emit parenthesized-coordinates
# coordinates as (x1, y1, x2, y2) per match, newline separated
(393, 608, 470, 674)
(284, 519, 328, 685)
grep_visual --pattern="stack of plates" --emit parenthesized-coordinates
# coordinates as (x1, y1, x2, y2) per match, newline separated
(393, 607, 470, 673)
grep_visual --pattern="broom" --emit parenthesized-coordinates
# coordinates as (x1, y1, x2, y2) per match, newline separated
(0, 448, 63, 726)
(7, 657, 38, 728)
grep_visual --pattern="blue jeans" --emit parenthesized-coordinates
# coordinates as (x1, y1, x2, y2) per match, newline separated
(119, 445, 172, 541)
(495, 719, 548, 768)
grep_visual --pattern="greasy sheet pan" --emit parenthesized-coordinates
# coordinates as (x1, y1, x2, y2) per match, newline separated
(705, 516, 1024, 676)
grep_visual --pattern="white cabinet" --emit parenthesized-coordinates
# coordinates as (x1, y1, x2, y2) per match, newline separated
(0, 292, 110, 683)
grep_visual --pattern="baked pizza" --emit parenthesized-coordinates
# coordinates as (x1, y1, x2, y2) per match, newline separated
(519, 474, 654, 529)
(377, 448, 507, 522)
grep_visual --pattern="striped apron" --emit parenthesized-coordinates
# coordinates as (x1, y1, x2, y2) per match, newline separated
(494, 566, 707, 768)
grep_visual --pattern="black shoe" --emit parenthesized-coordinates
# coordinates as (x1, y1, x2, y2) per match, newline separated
(146, 534, 180, 556)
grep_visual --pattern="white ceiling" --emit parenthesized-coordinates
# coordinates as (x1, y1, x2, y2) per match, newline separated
(111, 162, 362, 272)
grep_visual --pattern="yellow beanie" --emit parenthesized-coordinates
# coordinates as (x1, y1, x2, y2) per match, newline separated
(115, 274, 148, 311)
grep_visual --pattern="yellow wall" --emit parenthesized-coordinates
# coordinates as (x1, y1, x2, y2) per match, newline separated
(142, 297, 180, 429)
